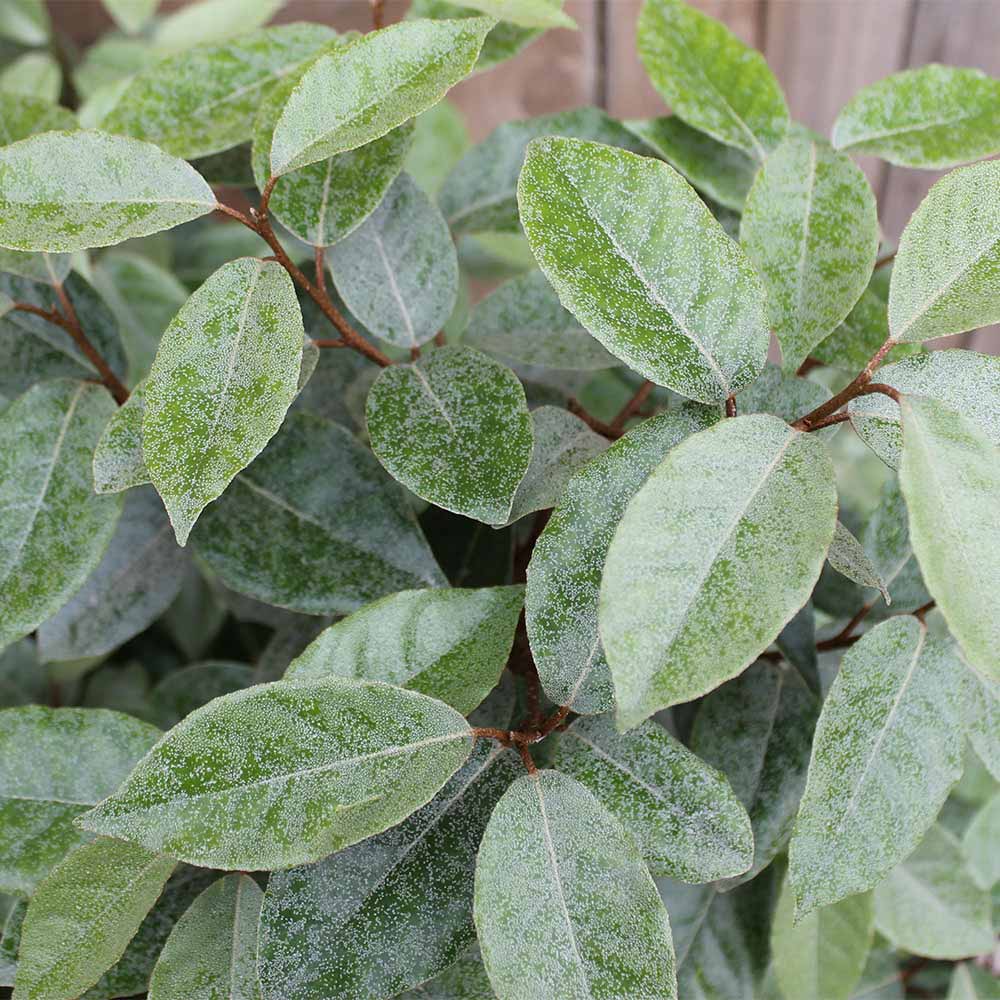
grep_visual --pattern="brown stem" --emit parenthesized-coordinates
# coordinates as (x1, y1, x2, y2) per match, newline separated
(914, 600, 935, 623)
(725, 394, 737, 418)
(874, 250, 896, 271)
(609, 380, 654, 434)
(796, 357, 824, 376)
(804, 410, 851, 432)
(434, 330, 446, 347)
(817, 600, 875, 651)
(516, 741, 539, 775)
(792, 337, 896, 431)
(371, 0, 385, 29)
(214, 201, 256, 228)
(314, 246, 327, 296)
(311, 338, 349, 349)
(567, 397, 617, 438)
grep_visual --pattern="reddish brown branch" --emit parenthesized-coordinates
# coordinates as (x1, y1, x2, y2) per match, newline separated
(314, 246, 327, 295)
(567, 398, 617, 438)
(610, 380, 654, 434)
(874, 250, 896, 271)
(725, 394, 737, 418)
(914, 600, 936, 623)
(817, 600, 875, 651)
(371, 0, 385, 29)
(516, 742, 538, 775)
(805, 410, 851, 432)
(434, 330, 446, 347)
(796, 357, 824, 376)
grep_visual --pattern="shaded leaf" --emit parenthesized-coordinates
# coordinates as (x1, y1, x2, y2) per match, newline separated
(102, 0, 159, 35)
(0, 0, 49, 45)
(738, 362, 834, 436)
(92, 379, 149, 494)
(947, 963, 1000, 1000)
(0, 248, 71, 285)
(826, 521, 890, 604)
(397, 945, 494, 999)
(0, 896, 25, 987)
(0, 53, 60, 104)
(149, 660, 256, 727)
(405, 99, 469, 195)
(0, 93, 76, 146)
(151, 0, 283, 56)
(967, 673, 1000, 782)
(962, 792, 1000, 890)
(458, 0, 573, 28)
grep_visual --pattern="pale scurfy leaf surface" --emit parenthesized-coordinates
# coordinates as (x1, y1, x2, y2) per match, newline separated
(961, 792, 1000, 890)
(967, 673, 1000, 782)
(737, 362, 834, 438)
(0, 380, 122, 651)
(147, 874, 263, 1000)
(889, 159, 1000, 342)
(832, 65, 1000, 169)
(691, 660, 819, 887)
(474, 770, 677, 1000)
(78, 677, 474, 870)
(0, 706, 160, 896)
(366, 346, 533, 524)
(898, 394, 1000, 682)
(258, 742, 520, 1000)
(826, 521, 890, 603)
(789, 617, 968, 915)
(458, 0, 574, 28)
(0, 131, 215, 252)
(637, 0, 788, 160)
(551, 714, 753, 882)
(269, 17, 493, 176)
(519, 137, 769, 403)
(740, 133, 878, 372)
(526, 405, 718, 715)
(0, 93, 76, 146)
(849, 350, 1000, 469)
(328, 172, 457, 348)
(0, 896, 25, 988)
(600, 414, 837, 729)
(192, 412, 446, 614)
(874, 824, 995, 960)
(92, 379, 149, 494)
(143, 258, 304, 545)
(0, 248, 71, 285)
(150, 0, 283, 55)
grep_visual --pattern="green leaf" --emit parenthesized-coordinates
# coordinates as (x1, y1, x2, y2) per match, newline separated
(251, 48, 415, 248)
(850, 948, 904, 1000)
(637, 0, 788, 161)
(36, 487, 187, 662)
(889, 160, 1000, 342)
(740, 134, 878, 372)
(833, 65, 1000, 169)
(849, 350, 1000, 469)
(967, 673, 1000, 782)
(259, 741, 520, 1000)
(0, 896, 25, 987)
(0, 641, 46, 709)
(148, 874, 263, 1000)
(552, 714, 752, 882)
(405, 99, 469, 195)
(14, 838, 175, 1000)
(0, 93, 76, 146)
(962, 792, 1000, 890)
(396, 946, 494, 999)
(466, 269, 618, 371)
(143, 258, 303, 545)
(738, 362, 834, 436)
(0, 0, 49, 45)
(898, 394, 1000, 683)
(600, 414, 837, 729)
(328, 172, 457, 348)
(269, 17, 493, 177)
(527, 405, 718, 715)
(874, 823, 994, 959)
(191, 411, 446, 613)
(457, 0, 574, 29)
(0, 53, 60, 104)
(625, 115, 757, 211)
(947, 963, 1000, 1000)
(151, 0, 283, 56)
(826, 521, 890, 604)
(149, 660, 256, 727)
(691, 660, 819, 887)
(0, 248, 71, 285)
(78, 677, 474, 870)
(770, 880, 874, 1000)
(286, 585, 522, 715)
(789, 617, 968, 915)
(518, 137, 768, 403)
(105, 23, 335, 160)
(0, 706, 160, 897)
(439, 106, 649, 236)
(0, 380, 122, 651)
(92, 379, 149, 493)
(474, 770, 677, 1000)
(366, 346, 533, 524)
(0, 130, 216, 253)
(102, 0, 159, 35)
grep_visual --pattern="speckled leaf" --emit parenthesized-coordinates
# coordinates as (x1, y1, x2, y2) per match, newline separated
(366, 346, 533, 524)
(396, 945, 493, 999)
(813, 267, 895, 371)
(143, 258, 303, 545)
(600, 414, 837, 729)
(78, 677, 473, 870)
(474, 770, 677, 1000)
(148, 874, 263, 1000)
(552, 714, 752, 882)
(286, 585, 523, 715)
(789, 617, 968, 916)
(0, 248, 71, 285)
(258, 741, 520, 1000)
(13, 838, 174, 1000)
(191, 411, 446, 614)
(626, 115, 756, 211)
(269, 17, 493, 177)
(105, 24, 335, 160)
(691, 660, 819, 887)
(0, 896, 25, 987)
(637, 0, 788, 161)
(527, 405, 718, 716)
(37, 487, 187, 662)
(826, 521, 890, 603)
(440, 106, 649, 236)
(0, 131, 215, 252)
(967, 674, 1000, 782)
(738, 362, 835, 436)
(0, 93, 76, 146)
(151, 0, 283, 56)
(849, 351, 1000, 469)
(458, 0, 573, 28)
(947, 962, 1000, 1000)
(963, 793, 1000, 890)
(466, 269, 618, 371)
(874, 824, 994, 959)
(519, 137, 768, 402)
(833, 65, 1000, 169)
(771, 880, 873, 1000)
(149, 661, 256, 727)
(889, 160, 1000, 342)
(740, 134, 878, 372)
(404, 99, 469, 195)
(898, 394, 1000, 682)
(0, 0, 49, 45)
(0, 706, 160, 897)
(0, 380, 122, 651)
(328, 173, 457, 347)
(92, 380, 149, 494)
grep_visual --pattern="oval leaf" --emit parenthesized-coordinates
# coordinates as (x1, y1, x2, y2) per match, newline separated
(600, 413, 837, 729)
(0, 92, 76, 146)
(92, 378, 149, 494)
(826, 521, 890, 604)
(518, 136, 768, 403)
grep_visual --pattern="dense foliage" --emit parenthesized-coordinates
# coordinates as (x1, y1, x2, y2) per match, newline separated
(0, 0, 998, 997)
